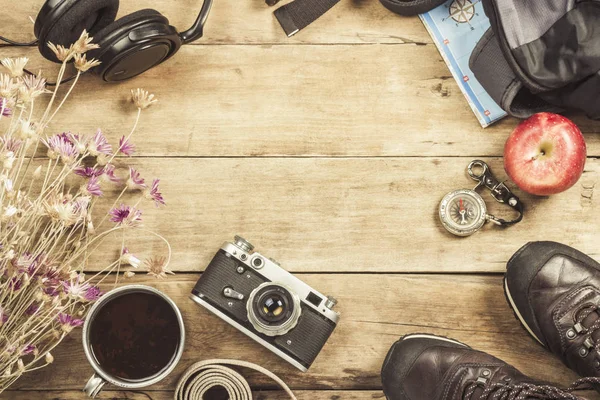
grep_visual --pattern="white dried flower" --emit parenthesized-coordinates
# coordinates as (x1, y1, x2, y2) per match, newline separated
(3, 205, 18, 220)
(0, 73, 17, 98)
(131, 88, 157, 110)
(18, 120, 37, 140)
(17, 359, 25, 372)
(121, 248, 141, 268)
(5, 249, 15, 260)
(45, 352, 54, 364)
(86, 219, 95, 236)
(44, 201, 79, 226)
(73, 53, 101, 72)
(72, 30, 99, 54)
(33, 165, 42, 179)
(18, 72, 48, 103)
(124, 271, 135, 278)
(1, 57, 28, 78)
(1, 151, 15, 169)
(47, 42, 74, 62)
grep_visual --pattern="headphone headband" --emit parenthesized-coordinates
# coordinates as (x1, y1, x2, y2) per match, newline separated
(178, 0, 213, 44)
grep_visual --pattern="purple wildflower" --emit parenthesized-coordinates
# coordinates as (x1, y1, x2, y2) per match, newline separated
(21, 344, 36, 355)
(118, 136, 135, 156)
(126, 167, 146, 190)
(42, 134, 79, 164)
(72, 196, 91, 219)
(84, 286, 103, 302)
(74, 166, 103, 178)
(8, 278, 22, 291)
(109, 204, 142, 227)
(145, 179, 165, 207)
(58, 313, 84, 332)
(42, 287, 58, 298)
(0, 305, 8, 324)
(25, 304, 40, 316)
(85, 176, 102, 197)
(88, 129, 112, 156)
(102, 164, 121, 184)
(0, 136, 22, 153)
(0, 98, 11, 117)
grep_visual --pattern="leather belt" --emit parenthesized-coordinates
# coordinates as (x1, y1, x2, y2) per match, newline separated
(378, 0, 447, 16)
(174, 359, 297, 400)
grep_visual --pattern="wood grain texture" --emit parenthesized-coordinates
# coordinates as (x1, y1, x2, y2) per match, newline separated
(80, 157, 600, 273)
(4, 0, 428, 45)
(10, 274, 595, 393)
(1, 390, 389, 400)
(1, 46, 599, 158)
(3, 0, 600, 398)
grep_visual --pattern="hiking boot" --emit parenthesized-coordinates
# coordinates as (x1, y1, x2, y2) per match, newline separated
(381, 333, 596, 400)
(505, 241, 600, 381)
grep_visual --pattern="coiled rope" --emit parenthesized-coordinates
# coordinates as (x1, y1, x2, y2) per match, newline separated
(174, 359, 297, 400)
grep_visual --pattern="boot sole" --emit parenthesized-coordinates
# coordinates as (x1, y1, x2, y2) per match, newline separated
(503, 276, 545, 347)
(400, 333, 471, 348)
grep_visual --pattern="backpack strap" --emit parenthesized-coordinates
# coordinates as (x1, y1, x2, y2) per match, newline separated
(378, 0, 447, 16)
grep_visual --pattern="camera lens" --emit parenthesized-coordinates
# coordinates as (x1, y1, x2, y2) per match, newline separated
(247, 283, 301, 337)
(260, 293, 286, 320)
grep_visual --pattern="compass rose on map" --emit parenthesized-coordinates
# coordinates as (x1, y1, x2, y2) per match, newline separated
(448, 0, 477, 23)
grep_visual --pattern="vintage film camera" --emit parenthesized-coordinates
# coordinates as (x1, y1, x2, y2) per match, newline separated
(190, 236, 340, 371)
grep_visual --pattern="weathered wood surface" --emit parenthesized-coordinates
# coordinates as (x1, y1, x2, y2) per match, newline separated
(8, 391, 598, 400)
(9, 274, 595, 394)
(3, 0, 600, 398)
(80, 157, 598, 273)
(2, 390, 388, 400)
(1, 46, 599, 158)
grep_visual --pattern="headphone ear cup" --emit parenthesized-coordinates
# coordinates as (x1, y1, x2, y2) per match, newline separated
(36, 0, 119, 62)
(88, 9, 181, 81)
(88, 9, 164, 50)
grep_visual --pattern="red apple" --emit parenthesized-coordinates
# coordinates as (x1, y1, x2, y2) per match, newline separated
(504, 112, 586, 196)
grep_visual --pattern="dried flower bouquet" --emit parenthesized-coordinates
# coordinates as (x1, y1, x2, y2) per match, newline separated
(0, 31, 171, 392)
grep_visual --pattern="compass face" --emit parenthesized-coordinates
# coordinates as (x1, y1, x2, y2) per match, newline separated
(439, 189, 487, 237)
(449, 0, 476, 23)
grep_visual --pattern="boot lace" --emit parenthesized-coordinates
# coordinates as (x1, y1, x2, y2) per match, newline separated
(463, 376, 600, 400)
(571, 304, 600, 355)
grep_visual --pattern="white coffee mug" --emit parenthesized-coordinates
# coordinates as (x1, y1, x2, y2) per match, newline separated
(82, 285, 185, 398)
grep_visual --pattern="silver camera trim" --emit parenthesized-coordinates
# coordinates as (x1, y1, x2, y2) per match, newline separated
(222, 240, 340, 324)
(189, 294, 308, 372)
(246, 282, 302, 337)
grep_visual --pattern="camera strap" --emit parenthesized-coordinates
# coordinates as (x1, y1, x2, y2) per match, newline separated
(274, 0, 340, 37)
(175, 359, 297, 399)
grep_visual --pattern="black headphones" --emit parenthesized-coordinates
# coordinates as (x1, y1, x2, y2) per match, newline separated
(32, 0, 213, 82)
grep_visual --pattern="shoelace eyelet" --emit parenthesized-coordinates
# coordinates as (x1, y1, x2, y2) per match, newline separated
(567, 329, 577, 340)
(580, 347, 590, 357)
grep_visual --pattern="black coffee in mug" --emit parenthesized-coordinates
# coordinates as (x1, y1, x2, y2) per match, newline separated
(89, 291, 181, 381)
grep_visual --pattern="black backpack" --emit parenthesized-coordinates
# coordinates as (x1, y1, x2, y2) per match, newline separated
(381, 0, 600, 120)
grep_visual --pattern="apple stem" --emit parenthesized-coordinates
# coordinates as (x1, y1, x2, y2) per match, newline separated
(531, 150, 546, 161)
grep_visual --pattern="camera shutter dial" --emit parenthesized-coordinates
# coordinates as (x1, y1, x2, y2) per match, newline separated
(234, 235, 254, 252)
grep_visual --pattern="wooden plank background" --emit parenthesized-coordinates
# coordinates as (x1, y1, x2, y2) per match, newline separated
(2, 0, 600, 399)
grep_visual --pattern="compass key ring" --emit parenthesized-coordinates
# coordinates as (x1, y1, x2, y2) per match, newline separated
(439, 160, 525, 236)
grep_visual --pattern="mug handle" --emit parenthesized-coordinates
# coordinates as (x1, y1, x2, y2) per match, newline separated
(84, 373, 106, 398)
